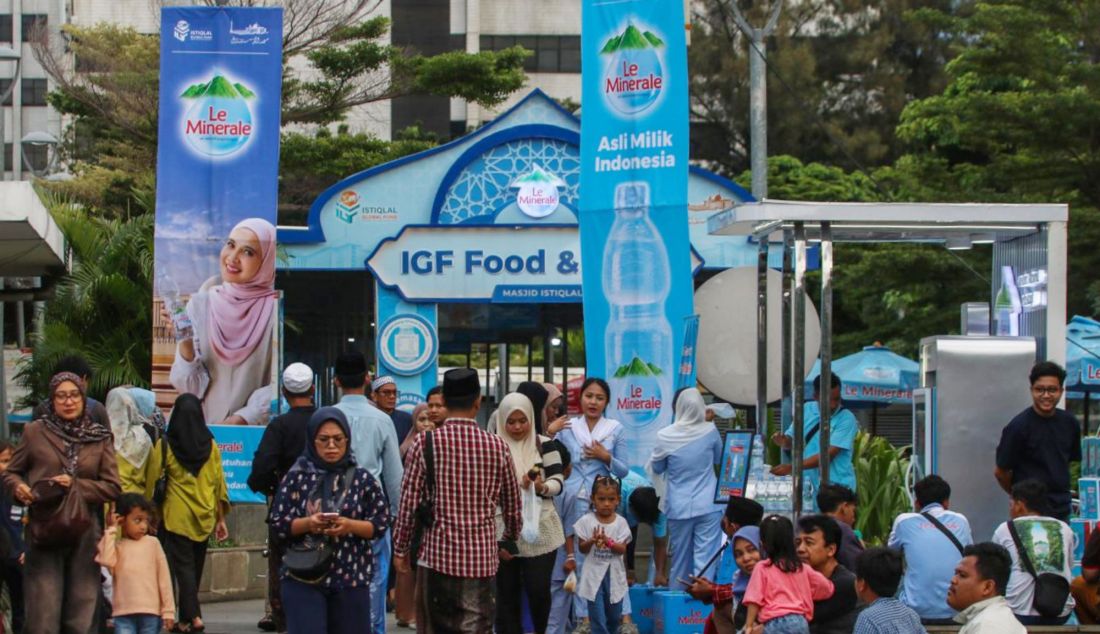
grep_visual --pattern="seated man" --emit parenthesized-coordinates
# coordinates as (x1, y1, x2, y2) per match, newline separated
(947, 543, 1026, 634)
(1072, 526, 1100, 624)
(817, 483, 864, 571)
(797, 515, 861, 634)
(888, 475, 973, 625)
(852, 547, 924, 634)
(991, 479, 1075, 625)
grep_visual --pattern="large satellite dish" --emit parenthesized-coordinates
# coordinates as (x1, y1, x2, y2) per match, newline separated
(695, 266, 821, 405)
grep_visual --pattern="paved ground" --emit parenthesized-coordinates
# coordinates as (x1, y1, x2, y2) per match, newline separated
(202, 599, 404, 634)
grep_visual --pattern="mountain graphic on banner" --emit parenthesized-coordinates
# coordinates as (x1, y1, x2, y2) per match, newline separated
(181, 75, 256, 99)
(614, 355, 664, 378)
(600, 24, 664, 53)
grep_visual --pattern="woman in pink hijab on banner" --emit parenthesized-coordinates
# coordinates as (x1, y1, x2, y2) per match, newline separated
(169, 218, 278, 426)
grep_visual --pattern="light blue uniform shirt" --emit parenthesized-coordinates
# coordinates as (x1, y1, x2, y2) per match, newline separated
(618, 470, 668, 537)
(336, 395, 404, 514)
(556, 418, 630, 517)
(783, 401, 859, 492)
(887, 503, 973, 620)
(649, 429, 724, 520)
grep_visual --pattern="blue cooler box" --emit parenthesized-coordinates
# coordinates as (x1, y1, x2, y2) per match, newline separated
(653, 591, 708, 634)
(629, 584, 659, 634)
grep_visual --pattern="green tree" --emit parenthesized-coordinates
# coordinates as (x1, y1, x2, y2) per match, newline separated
(891, 0, 1100, 318)
(16, 199, 154, 404)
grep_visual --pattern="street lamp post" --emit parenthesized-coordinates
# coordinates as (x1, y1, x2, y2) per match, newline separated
(21, 131, 60, 177)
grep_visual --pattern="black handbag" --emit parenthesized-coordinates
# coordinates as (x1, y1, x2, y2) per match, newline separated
(283, 466, 357, 584)
(152, 436, 168, 507)
(1007, 519, 1071, 618)
(411, 431, 436, 557)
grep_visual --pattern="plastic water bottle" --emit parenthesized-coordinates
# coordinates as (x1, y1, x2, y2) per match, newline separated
(158, 272, 194, 340)
(603, 181, 673, 467)
(750, 434, 767, 483)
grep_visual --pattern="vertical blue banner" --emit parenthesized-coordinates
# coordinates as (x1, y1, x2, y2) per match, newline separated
(579, 0, 692, 469)
(375, 283, 440, 410)
(676, 314, 700, 392)
(153, 7, 283, 421)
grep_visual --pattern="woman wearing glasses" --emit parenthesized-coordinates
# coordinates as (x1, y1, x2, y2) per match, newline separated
(4, 371, 121, 634)
(270, 408, 391, 634)
(143, 394, 230, 632)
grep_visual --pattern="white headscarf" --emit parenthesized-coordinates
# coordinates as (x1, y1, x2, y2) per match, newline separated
(647, 387, 713, 510)
(495, 392, 542, 480)
(106, 387, 155, 468)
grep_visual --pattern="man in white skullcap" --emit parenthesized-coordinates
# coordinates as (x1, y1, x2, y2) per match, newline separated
(248, 362, 317, 632)
(372, 375, 413, 444)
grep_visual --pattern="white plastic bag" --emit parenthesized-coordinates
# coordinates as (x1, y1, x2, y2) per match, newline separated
(521, 484, 542, 543)
(563, 571, 577, 594)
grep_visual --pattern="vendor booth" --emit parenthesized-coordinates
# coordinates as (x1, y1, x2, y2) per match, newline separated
(276, 90, 766, 408)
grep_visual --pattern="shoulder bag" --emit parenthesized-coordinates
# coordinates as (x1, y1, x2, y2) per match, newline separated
(283, 466, 358, 584)
(1007, 518, 1071, 618)
(28, 447, 92, 548)
(921, 511, 965, 554)
(411, 431, 436, 556)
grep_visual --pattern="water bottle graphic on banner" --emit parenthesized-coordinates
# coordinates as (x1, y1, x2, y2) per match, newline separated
(157, 271, 194, 340)
(603, 181, 673, 466)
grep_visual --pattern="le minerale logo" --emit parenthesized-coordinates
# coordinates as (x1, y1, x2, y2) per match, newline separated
(180, 74, 257, 158)
(601, 23, 665, 115)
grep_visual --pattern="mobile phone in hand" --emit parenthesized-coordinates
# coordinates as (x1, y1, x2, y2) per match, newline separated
(320, 512, 340, 522)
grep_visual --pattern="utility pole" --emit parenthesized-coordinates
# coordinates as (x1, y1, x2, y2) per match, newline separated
(729, 2, 782, 200)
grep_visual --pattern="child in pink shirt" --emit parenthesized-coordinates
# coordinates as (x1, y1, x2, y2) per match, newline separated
(96, 493, 175, 634)
(743, 515, 833, 633)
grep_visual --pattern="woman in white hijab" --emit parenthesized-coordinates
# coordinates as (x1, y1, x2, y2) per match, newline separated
(648, 387, 724, 587)
(494, 392, 566, 634)
(105, 387, 158, 493)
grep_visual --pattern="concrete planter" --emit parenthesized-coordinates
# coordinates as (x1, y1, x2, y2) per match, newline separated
(199, 545, 268, 603)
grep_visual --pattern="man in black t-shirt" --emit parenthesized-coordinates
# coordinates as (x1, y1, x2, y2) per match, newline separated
(994, 360, 1082, 522)
(797, 514, 862, 634)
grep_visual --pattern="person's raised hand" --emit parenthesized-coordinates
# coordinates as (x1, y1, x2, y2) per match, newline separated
(546, 416, 570, 437)
(583, 440, 611, 464)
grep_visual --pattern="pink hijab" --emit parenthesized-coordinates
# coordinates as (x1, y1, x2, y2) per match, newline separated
(207, 218, 278, 366)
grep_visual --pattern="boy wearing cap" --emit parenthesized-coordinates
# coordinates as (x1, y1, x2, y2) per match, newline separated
(372, 375, 414, 445)
(333, 351, 403, 634)
(248, 362, 317, 633)
(393, 368, 523, 631)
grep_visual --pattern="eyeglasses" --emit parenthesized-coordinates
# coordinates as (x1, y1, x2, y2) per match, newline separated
(314, 435, 348, 447)
(53, 392, 82, 403)
(1032, 386, 1062, 395)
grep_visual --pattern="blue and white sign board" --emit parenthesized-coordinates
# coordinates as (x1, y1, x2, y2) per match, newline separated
(375, 284, 438, 409)
(211, 425, 266, 504)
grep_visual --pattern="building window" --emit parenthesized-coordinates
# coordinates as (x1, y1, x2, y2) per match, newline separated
(22, 78, 47, 106)
(0, 15, 12, 43)
(21, 14, 47, 38)
(480, 35, 581, 73)
(0, 79, 12, 106)
(2, 144, 12, 172)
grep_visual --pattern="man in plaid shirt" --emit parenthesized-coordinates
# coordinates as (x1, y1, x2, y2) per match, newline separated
(394, 368, 522, 631)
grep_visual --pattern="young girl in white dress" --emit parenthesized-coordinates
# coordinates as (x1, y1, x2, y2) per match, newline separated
(573, 475, 632, 634)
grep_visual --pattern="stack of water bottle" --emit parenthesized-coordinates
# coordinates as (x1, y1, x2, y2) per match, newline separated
(745, 434, 816, 517)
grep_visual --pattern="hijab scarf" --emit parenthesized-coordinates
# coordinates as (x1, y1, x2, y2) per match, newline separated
(166, 393, 214, 476)
(207, 218, 279, 366)
(43, 372, 111, 446)
(543, 382, 563, 422)
(129, 387, 167, 434)
(516, 381, 549, 435)
(106, 387, 154, 468)
(401, 404, 430, 459)
(495, 393, 541, 480)
(291, 407, 357, 511)
(730, 526, 763, 599)
(648, 387, 713, 510)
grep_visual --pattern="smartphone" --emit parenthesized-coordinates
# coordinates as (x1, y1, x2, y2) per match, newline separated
(678, 577, 693, 587)
(320, 512, 340, 522)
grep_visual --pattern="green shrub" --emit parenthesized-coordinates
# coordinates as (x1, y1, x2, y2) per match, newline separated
(853, 432, 912, 545)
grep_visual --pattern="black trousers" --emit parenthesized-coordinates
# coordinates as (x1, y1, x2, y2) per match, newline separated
(267, 526, 287, 631)
(4, 558, 25, 634)
(162, 530, 209, 623)
(495, 551, 557, 634)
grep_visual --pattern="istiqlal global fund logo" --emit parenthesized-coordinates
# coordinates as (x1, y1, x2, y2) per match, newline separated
(601, 23, 665, 116)
(180, 74, 256, 158)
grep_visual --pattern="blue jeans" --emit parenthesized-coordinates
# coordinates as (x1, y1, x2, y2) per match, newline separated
(587, 573, 623, 634)
(764, 614, 810, 634)
(369, 533, 390, 634)
(114, 615, 162, 634)
(281, 577, 371, 634)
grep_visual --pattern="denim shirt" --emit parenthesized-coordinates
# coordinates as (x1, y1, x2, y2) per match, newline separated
(336, 395, 404, 514)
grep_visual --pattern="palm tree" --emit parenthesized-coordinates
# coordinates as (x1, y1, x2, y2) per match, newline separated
(16, 196, 153, 405)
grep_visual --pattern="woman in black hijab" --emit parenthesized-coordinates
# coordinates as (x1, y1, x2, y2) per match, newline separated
(270, 407, 391, 634)
(515, 381, 550, 434)
(144, 393, 229, 632)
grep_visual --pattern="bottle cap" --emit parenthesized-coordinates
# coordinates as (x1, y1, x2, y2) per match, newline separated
(614, 181, 650, 210)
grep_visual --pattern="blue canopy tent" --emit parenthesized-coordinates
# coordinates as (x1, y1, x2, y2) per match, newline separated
(1065, 315, 1100, 430)
(806, 343, 920, 436)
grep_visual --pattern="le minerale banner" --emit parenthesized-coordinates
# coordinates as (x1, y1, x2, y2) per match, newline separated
(579, 0, 693, 469)
(152, 7, 283, 422)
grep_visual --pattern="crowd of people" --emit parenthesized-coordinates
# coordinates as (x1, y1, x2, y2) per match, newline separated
(0, 353, 1094, 634)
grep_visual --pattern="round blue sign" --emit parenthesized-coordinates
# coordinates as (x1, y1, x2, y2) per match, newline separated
(377, 314, 438, 376)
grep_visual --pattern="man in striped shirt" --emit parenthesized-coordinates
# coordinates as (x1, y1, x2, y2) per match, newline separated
(393, 368, 522, 631)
